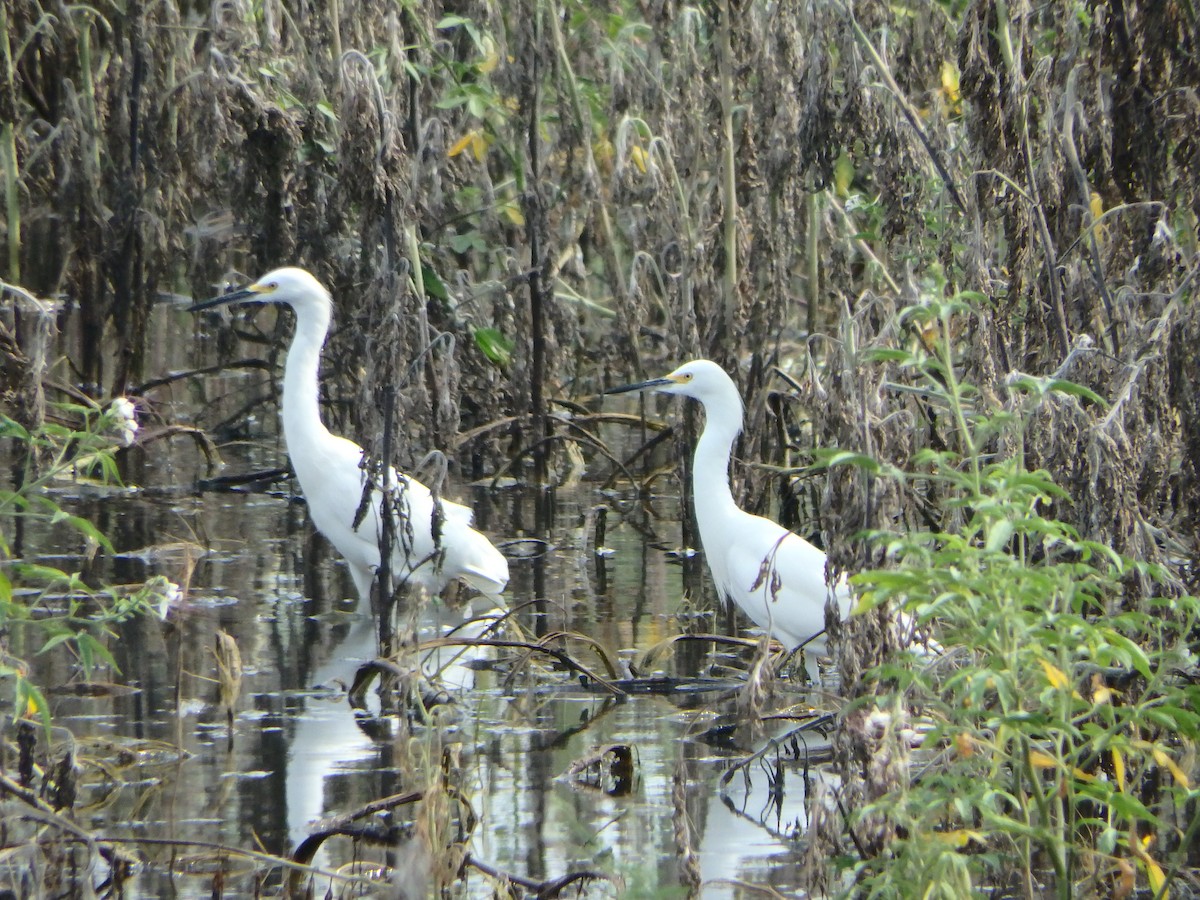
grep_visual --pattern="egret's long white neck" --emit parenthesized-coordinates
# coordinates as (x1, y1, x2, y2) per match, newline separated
(281, 301, 334, 453)
(690, 389, 744, 535)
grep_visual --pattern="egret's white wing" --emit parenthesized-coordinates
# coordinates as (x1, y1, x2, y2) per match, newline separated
(720, 513, 841, 651)
(295, 435, 508, 599)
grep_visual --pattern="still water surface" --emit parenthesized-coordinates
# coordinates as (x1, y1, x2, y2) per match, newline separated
(10, 305, 824, 897)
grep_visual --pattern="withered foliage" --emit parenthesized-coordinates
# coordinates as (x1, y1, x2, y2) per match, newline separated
(3, 0, 1200, 893)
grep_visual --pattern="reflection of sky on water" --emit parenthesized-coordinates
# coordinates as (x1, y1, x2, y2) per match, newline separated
(24, 473, 815, 896)
(10, 306, 818, 897)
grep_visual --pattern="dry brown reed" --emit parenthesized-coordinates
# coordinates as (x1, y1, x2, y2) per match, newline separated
(4, 0, 1200, 896)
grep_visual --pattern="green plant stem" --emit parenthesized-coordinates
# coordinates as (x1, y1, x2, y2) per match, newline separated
(936, 310, 981, 493)
(329, 0, 342, 65)
(1020, 736, 1069, 896)
(1, 122, 17, 282)
(994, 0, 1017, 74)
(72, 10, 101, 176)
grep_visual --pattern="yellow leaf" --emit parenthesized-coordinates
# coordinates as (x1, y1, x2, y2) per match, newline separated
(470, 131, 488, 163)
(1130, 830, 1166, 895)
(1029, 750, 1057, 769)
(630, 143, 648, 174)
(501, 202, 525, 227)
(1089, 191, 1107, 241)
(934, 829, 984, 848)
(1144, 856, 1166, 894)
(940, 60, 960, 105)
(448, 130, 478, 159)
(1039, 658, 1070, 690)
(1113, 748, 1126, 792)
(1151, 746, 1191, 789)
(478, 35, 500, 74)
(593, 137, 614, 167)
(834, 151, 854, 199)
(1091, 673, 1114, 705)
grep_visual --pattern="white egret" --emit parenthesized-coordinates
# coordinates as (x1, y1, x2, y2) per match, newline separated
(607, 359, 850, 681)
(190, 267, 509, 609)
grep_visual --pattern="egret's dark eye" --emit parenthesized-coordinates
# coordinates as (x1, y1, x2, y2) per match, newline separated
(681, 372, 693, 381)
(267, 282, 278, 290)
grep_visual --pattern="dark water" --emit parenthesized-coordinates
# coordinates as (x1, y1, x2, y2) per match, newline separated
(3, 303, 822, 898)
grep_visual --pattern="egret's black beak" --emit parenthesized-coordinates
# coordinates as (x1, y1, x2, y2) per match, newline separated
(187, 285, 262, 313)
(604, 376, 672, 396)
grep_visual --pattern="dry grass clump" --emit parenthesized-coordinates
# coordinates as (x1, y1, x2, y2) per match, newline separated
(4, 1, 1200, 896)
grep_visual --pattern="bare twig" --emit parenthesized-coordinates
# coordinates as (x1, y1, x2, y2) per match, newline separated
(843, 5, 966, 214)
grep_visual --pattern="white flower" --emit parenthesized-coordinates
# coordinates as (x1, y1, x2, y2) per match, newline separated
(108, 397, 139, 447)
(152, 578, 182, 620)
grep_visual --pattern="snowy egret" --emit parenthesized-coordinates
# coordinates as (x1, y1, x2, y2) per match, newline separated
(189, 267, 509, 608)
(607, 359, 850, 681)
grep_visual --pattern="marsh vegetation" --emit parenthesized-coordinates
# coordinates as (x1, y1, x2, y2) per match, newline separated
(3, 0, 1200, 897)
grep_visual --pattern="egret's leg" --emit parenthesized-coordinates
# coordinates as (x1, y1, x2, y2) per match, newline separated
(803, 652, 822, 686)
(347, 563, 375, 616)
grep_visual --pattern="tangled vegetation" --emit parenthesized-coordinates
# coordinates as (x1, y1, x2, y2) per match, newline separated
(3, 0, 1200, 896)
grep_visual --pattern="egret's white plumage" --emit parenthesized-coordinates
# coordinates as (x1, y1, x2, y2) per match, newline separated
(191, 267, 508, 608)
(608, 359, 850, 680)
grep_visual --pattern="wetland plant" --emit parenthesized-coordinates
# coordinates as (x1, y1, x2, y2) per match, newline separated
(807, 295, 1200, 899)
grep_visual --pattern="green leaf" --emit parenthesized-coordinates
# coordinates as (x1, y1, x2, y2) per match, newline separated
(76, 632, 119, 674)
(435, 14, 483, 51)
(864, 348, 914, 363)
(60, 513, 114, 551)
(0, 415, 30, 440)
(449, 231, 486, 254)
(985, 519, 1015, 553)
(421, 264, 449, 301)
(814, 450, 882, 473)
(1106, 789, 1157, 824)
(315, 100, 338, 123)
(955, 290, 989, 304)
(1045, 378, 1107, 406)
(14, 563, 72, 586)
(474, 327, 514, 366)
(1101, 631, 1153, 680)
(72, 631, 117, 675)
(433, 94, 469, 111)
(1141, 706, 1200, 739)
(38, 632, 74, 654)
